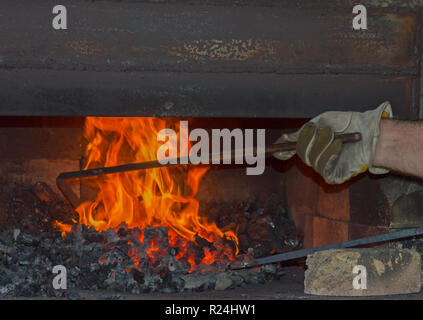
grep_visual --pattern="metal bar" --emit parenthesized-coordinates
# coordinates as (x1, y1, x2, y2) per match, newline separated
(230, 228, 423, 270)
(56, 132, 361, 208)
(58, 132, 361, 180)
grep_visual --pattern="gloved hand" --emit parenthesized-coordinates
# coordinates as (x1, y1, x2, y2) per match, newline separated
(273, 101, 393, 184)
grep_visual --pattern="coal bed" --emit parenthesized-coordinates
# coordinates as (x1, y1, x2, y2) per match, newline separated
(0, 180, 300, 298)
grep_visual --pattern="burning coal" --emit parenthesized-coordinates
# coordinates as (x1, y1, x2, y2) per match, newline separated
(58, 117, 239, 272)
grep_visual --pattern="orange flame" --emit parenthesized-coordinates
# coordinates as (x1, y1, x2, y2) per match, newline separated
(67, 117, 238, 269)
(55, 221, 72, 237)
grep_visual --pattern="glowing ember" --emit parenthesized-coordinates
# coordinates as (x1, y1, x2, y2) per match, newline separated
(58, 117, 238, 271)
(55, 221, 72, 237)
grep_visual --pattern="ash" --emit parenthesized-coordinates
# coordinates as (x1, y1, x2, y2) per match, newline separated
(0, 181, 301, 299)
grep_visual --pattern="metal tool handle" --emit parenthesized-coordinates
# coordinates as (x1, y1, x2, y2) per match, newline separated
(269, 132, 362, 154)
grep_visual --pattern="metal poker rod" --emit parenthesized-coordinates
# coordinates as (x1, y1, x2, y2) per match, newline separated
(56, 132, 361, 208)
(57, 132, 362, 180)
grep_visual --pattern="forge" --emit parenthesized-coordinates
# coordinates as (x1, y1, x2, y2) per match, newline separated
(0, 0, 423, 300)
(0, 116, 301, 297)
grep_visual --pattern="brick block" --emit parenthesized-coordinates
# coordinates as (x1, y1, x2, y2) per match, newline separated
(285, 162, 320, 233)
(303, 214, 314, 249)
(0, 159, 80, 196)
(317, 183, 350, 222)
(312, 216, 348, 247)
(305, 248, 421, 296)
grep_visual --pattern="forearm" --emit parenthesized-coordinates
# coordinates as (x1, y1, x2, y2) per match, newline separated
(373, 119, 423, 178)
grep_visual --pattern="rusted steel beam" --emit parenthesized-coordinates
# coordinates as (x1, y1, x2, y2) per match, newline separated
(0, 1, 421, 117)
(93, 0, 423, 10)
(0, 1, 420, 75)
(0, 70, 418, 118)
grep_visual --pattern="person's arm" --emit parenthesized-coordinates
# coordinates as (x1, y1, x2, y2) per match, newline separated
(273, 102, 394, 184)
(373, 119, 423, 179)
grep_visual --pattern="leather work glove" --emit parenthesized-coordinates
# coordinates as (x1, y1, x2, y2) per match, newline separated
(273, 101, 393, 184)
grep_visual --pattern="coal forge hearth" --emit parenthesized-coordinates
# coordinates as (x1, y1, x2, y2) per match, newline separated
(0, 117, 302, 298)
(0, 183, 294, 297)
(0, 116, 419, 299)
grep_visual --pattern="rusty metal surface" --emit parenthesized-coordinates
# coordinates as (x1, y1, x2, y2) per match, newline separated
(0, 0, 421, 117)
(0, 69, 419, 117)
(1, 1, 420, 75)
(90, 0, 423, 9)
